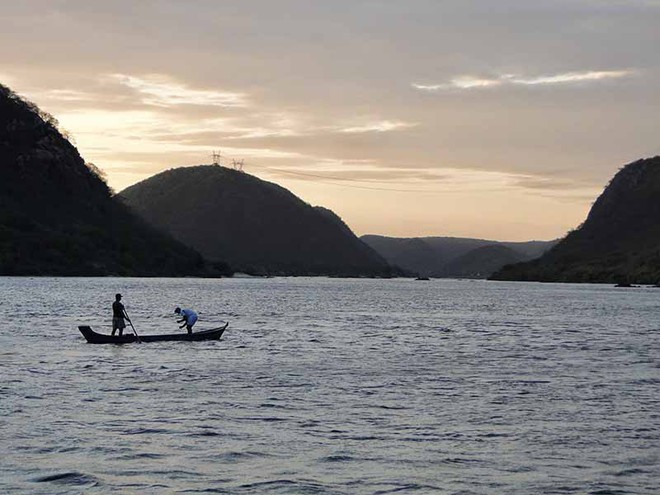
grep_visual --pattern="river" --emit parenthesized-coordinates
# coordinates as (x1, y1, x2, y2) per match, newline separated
(1, 277, 658, 494)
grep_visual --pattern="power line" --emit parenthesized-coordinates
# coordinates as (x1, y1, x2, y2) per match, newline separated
(268, 168, 447, 192)
(266, 167, 423, 184)
(208, 151, 495, 194)
(260, 166, 491, 194)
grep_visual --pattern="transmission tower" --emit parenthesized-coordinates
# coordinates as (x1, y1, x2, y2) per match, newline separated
(232, 159, 244, 171)
(211, 150, 222, 166)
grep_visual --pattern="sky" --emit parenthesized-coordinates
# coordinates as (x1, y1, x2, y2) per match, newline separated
(1, 0, 658, 240)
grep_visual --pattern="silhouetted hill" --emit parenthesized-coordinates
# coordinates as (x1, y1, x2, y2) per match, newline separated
(361, 235, 555, 278)
(491, 156, 660, 284)
(120, 166, 396, 277)
(0, 83, 229, 276)
(443, 244, 527, 278)
(361, 236, 443, 275)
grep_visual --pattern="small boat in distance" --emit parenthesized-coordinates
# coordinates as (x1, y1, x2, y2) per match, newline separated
(78, 322, 228, 344)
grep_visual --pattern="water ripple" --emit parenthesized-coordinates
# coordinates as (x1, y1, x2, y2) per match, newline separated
(32, 471, 99, 487)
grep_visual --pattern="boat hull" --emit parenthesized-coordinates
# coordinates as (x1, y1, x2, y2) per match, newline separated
(78, 323, 228, 344)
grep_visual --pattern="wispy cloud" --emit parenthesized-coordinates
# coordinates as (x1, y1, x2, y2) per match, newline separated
(414, 77, 500, 91)
(511, 70, 633, 85)
(338, 120, 417, 134)
(55, 108, 305, 159)
(29, 88, 98, 102)
(511, 174, 599, 192)
(112, 74, 248, 107)
(413, 70, 635, 92)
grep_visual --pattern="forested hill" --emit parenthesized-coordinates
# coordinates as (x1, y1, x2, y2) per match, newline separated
(491, 156, 660, 284)
(0, 83, 229, 276)
(119, 165, 397, 277)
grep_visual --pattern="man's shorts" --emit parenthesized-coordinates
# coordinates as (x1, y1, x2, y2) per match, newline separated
(113, 317, 126, 330)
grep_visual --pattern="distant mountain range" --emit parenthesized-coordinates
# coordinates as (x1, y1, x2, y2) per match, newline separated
(0, 83, 229, 276)
(491, 156, 660, 284)
(119, 166, 397, 277)
(361, 235, 555, 278)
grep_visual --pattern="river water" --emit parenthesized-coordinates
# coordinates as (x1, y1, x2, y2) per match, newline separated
(0, 277, 658, 494)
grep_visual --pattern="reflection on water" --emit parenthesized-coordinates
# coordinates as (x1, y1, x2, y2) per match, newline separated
(1, 277, 658, 494)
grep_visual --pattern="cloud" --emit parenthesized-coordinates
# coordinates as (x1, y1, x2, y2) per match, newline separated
(413, 69, 635, 91)
(269, 162, 451, 183)
(266, 163, 535, 192)
(111, 74, 248, 107)
(413, 77, 501, 91)
(511, 174, 600, 192)
(511, 70, 634, 85)
(31, 88, 100, 102)
(338, 120, 418, 134)
(54, 107, 304, 170)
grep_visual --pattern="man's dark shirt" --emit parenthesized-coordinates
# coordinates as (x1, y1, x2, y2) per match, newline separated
(113, 301, 125, 318)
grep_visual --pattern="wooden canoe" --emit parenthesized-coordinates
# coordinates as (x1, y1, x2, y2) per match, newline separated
(78, 322, 228, 344)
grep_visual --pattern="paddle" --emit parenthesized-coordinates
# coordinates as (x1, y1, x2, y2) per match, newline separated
(124, 310, 141, 343)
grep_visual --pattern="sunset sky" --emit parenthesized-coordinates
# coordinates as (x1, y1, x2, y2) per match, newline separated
(1, 1, 658, 240)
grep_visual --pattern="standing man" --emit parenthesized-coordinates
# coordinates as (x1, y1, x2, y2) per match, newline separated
(175, 307, 198, 334)
(112, 293, 129, 336)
